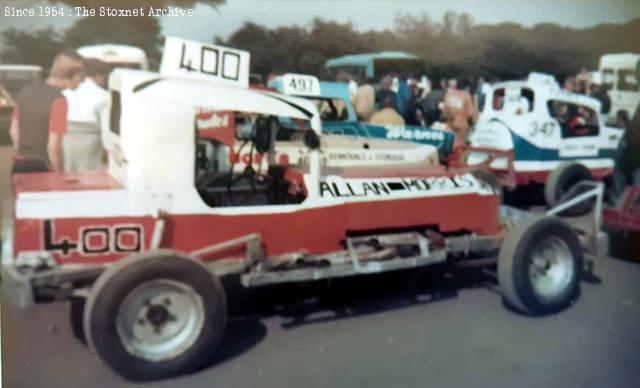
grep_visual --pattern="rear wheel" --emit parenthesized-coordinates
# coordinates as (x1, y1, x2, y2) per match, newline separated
(544, 162, 594, 216)
(498, 216, 582, 315)
(84, 251, 227, 381)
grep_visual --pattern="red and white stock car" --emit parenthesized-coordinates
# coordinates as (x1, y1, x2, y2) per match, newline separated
(1, 38, 606, 380)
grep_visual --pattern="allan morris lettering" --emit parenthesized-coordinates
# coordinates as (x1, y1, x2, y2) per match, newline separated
(320, 181, 391, 198)
(319, 175, 477, 198)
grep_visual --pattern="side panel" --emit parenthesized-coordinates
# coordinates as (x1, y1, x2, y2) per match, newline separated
(160, 193, 501, 258)
(14, 193, 500, 265)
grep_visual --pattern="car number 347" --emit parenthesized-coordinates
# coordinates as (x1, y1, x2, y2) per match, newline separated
(530, 121, 555, 137)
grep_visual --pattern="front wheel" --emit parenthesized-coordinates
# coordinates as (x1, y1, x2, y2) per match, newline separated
(498, 216, 582, 315)
(83, 251, 227, 381)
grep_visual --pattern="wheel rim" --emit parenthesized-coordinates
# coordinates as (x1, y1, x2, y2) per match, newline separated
(116, 279, 205, 362)
(528, 236, 575, 303)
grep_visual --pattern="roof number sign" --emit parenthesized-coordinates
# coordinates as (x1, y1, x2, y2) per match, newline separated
(282, 73, 321, 96)
(160, 36, 250, 87)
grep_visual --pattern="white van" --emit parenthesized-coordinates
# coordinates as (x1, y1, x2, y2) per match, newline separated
(0, 64, 43, 95)
(598, 53, 640, 121)
(77, 44, 149, 70)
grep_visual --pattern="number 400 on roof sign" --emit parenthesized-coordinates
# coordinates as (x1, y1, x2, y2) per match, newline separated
(160, 36, 251, 87)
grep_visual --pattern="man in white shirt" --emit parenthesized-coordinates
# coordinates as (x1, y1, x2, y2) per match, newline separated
(63, 59, 109, 171)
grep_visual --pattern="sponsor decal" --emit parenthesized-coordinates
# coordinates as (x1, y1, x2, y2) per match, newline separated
(196, 109, 236, 145)
(196, 110, 232, 130)
(319, 174, 478, 199)
(43, 220, 143, 257)
(324, 150, 406, 163)
(385, 126, 445, 142)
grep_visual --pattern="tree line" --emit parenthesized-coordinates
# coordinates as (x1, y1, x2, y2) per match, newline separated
(220, 12, 640, 82)
(1, 7, 638, 82)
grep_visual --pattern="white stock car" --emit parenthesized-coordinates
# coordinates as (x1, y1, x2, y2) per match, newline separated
(468, 73, 624, 210)
(0, 39, 606, 381)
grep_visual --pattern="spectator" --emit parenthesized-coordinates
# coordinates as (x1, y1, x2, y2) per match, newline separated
(563, 76, 576, 93)
(613, 107, 640, 196)
(336, 69, 357, 105)
(576, 68, 590, 94)
(354, 78, 375, 121)
(375, 76, 397, 110)
(588, 74, 611, 115)
(420, 79, 445, 126)
(369, 95, 405, 126)
(9, 48, 85, 174)
(396, 76, 411, 119)
(406, 81, 425, 126)
(440, 79, 448, 93)
(416, 76, 430, 99)
(442, 78, 477, 147)
(474, 76, 490, 113)
(63, 59, 110, 171)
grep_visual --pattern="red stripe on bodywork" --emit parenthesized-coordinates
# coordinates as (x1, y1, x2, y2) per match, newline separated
(15, 193, 500, 265)
(515, 167, 613, 185)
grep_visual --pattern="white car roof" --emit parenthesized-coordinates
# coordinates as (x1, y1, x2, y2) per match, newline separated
(599, 53, 640, 67)
(131, 76, 319, 124)
(78, 44, 147, 64)
(0, 64, 42, 71)
(489, 79, 602, 111)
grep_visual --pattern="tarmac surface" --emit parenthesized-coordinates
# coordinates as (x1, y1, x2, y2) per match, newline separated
(2, 254, 640, 388)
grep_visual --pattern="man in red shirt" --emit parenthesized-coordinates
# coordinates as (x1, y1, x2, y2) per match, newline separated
(9, 48, 85, 174)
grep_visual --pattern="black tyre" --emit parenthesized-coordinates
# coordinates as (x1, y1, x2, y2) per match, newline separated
(83, 251, 227, 381)
(544, 162, 593, 216)
(70, 295, 87, 345)
(498, 216, 582, 315)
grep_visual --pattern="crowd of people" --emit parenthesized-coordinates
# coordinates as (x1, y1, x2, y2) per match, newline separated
(343, 68, 639, 191)
(8, 48, 109, 175)
(349, 73, 486, 148)
(5, 48, 639, 193)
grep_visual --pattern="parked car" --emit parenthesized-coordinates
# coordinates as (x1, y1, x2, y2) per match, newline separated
(324, 51, 426, 83)
(598, 53, 640, 123)
(0, 64, 42, 96)
(1, 38, 605, 381)
(467, 72, 624, 210)
(77, 44, 149, 70)
(268, 73, 455, 159)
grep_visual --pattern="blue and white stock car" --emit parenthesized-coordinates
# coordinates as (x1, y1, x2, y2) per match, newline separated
(268, 73, 455, 159)
(468, 73, 624, 206)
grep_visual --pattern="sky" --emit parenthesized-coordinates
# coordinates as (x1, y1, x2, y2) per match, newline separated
(0, 0, 639, 43)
